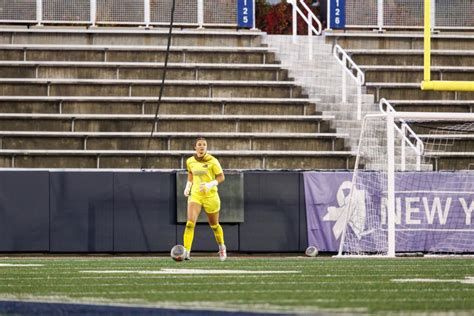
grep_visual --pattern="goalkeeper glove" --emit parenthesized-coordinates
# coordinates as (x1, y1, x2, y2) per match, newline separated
(200, 180, 218, 192)
(184, 181, 192, 197)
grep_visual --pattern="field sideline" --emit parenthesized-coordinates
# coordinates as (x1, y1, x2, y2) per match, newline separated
(0, 256, 472, 315)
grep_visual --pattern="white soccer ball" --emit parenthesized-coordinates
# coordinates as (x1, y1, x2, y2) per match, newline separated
(170, 245, 186, 262)
(305, 246, 319, 257)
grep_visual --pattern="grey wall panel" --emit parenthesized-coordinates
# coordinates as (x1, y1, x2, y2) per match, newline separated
(176, 171, 244, 223)
(50, 172, 114, 252)
(175, 224, 239, 252)
(114, 172, 176, 252)
(240, 172, 301, 252)
(0, 171, 49, 252)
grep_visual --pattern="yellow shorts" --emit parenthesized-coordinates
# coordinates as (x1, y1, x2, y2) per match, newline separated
(188, 193, 221, 214)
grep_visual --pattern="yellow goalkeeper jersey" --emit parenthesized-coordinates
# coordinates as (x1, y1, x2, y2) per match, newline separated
(186, 153, 223, 195)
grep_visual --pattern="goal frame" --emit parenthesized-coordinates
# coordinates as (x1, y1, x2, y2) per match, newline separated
(338, 111, 474, 257)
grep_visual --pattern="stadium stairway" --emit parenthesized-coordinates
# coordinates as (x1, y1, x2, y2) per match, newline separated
(0, 27, 355, 169)
(262, 35, 376, 150)
(322, 31, 474, 171)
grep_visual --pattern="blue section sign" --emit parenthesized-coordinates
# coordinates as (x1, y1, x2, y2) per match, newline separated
(330, 0, 346, 29)
(237, 0, 254, 28)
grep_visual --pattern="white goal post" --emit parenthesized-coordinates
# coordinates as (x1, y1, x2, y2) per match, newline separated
(338, 112, 474, 257)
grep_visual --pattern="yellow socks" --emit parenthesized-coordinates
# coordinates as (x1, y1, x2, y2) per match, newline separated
(183, 220, 195, 251)
(210, 224, 225, 245)
(185, 221, 225, 253)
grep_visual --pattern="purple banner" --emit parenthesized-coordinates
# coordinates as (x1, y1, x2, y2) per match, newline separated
(304, 172, 474, 252)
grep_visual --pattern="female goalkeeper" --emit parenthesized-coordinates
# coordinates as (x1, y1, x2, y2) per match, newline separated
(182, 137, 226, 261)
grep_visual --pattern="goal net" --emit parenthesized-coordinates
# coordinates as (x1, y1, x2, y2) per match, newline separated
(338, 112, 474, 257)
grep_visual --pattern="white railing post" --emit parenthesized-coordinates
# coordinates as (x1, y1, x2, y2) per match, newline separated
(377, 0, 384, 31)
(36, 0, 43, 26)
(357, 73, 362, 120)
(401, 124, 406, 171)
(327, 0, 331, 30)
(387, 111, 396, 258)
(197, 0, 204, 28)
(431, 0, 436, 32)
(416, 141, 422, 170)
(292, 0, 297, 43)
(342, 55, 347, 104)
(252, 0, 256, 29)
(308, 11, 312, 60)
(144, 0, 150, 27)
(90, 0, 97, 26)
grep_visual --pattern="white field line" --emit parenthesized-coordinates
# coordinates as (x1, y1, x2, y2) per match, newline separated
(392, 276, 474, 284)
(80, 268, 301, 275)
(0, 264, 44, 267)
(1, 279, 474, 290)
(2, 272, 473, 280)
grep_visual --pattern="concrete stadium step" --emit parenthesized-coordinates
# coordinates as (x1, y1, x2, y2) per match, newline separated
(0, 131, 348, 151)
(361, 65, 474, 83)
(0, 61, 289, 81)
(323, 110, 379, 121)
(387, 99, 474, 113)
(0, 44, 279, 64)
(325, 31, 474, 50)
(418, 134, 474, 152)
(425, 152, 474, 171)
(362, 163, 434, 172)
(316, 102, 377, 113)
(0, 114, 333, 133)
(331, 120, 363, 129)
(366, 82, 474, 101)
(0, 97, 320, 116)
(315, 93, 375, 104)
(0, 78, 306, 98)
(409, 122, 474, 135)
(0, 28, 265, 47)
(0, 149, 356, 169)
(347, 49, 474, 66)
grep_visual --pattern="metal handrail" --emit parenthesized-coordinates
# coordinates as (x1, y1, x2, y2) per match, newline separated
(379, 98, 424, 171)
(333, 44, 365, 120)
(288, 0, 323, 60)
(289, 0, 322, 36)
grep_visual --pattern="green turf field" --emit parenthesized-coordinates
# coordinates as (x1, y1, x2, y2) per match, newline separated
(0, 256, 472, 314)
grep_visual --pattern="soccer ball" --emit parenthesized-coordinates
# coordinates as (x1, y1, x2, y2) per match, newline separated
(170, 245, 186, 262)
(305, 246, 319, 257)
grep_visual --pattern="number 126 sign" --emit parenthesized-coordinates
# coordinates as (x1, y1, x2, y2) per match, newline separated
(330, 0, 346, 29)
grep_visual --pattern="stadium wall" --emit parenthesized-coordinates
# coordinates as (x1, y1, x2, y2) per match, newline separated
(0, 170, 308, 253)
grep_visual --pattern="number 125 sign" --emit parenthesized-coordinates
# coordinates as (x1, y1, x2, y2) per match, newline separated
(237, 0, 254, 28)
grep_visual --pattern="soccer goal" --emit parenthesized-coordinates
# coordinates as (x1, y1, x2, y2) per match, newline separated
(338, 111, 474, 257)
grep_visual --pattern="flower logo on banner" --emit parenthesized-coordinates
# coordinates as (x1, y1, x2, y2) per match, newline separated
(323, 181, 367, 240)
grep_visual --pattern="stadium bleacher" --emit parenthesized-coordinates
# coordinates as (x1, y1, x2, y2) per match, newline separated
(324, 31, 474, 170)
(0, 27, 354, 169)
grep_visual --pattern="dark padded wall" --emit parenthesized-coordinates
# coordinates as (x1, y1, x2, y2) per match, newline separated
(239, 172, 302, 252)
(114, 172, 176, 252)
(1, 171, 308, 253)
(0, 171, 49, 251)
(50, 172, 114, 252)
